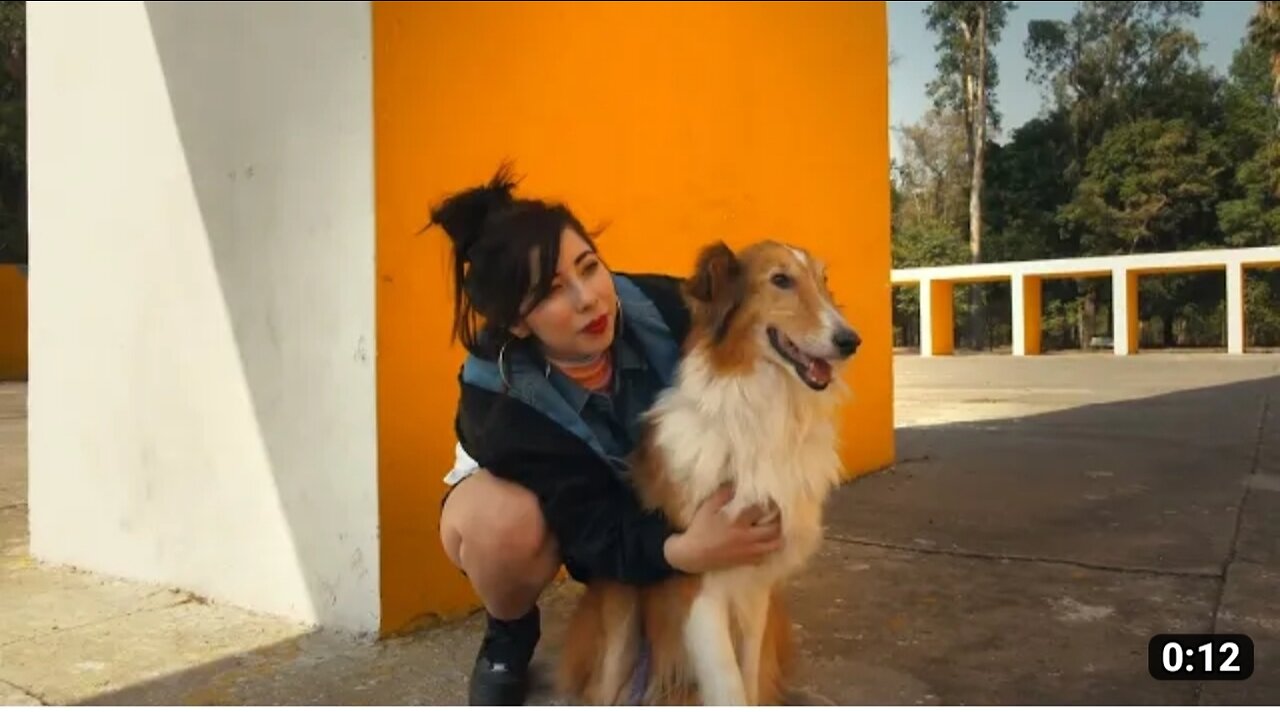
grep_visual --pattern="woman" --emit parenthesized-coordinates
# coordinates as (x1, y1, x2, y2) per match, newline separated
(433, 166, 784, 705)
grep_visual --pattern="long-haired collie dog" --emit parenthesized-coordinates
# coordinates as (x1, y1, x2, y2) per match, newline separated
(558, 239, 861, 705)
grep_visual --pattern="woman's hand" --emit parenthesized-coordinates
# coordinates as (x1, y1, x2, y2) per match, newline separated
(663, 485, 782, 574)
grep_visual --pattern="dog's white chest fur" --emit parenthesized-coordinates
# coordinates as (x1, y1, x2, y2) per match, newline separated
(648, 351, 845, 578)
(640, 350, 847, 705)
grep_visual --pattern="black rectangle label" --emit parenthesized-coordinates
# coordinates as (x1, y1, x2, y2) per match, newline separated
(1149, 634, 1253, 681)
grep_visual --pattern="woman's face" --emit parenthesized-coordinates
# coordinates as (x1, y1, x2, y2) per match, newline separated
(512, 227, 618, 361)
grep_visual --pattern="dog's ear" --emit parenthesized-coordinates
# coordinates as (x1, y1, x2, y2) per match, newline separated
(687, 241, 736, 302)
(685, 241, 744, 342)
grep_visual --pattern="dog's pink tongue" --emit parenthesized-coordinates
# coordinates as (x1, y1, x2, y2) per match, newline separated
(808, 359, 832, 385)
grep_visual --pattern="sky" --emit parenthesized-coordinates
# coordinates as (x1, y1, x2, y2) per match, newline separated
(888, 0, 1259, 158)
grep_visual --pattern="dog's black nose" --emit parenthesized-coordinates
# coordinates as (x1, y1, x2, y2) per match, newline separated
(833, 328, 861, 357)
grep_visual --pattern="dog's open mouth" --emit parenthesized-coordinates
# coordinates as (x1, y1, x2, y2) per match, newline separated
(767, 327, 832, 391)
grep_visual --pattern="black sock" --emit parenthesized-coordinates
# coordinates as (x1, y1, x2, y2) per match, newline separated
(480, 605, 541, 669)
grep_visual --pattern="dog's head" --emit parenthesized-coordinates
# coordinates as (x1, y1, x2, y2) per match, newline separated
(683, 239, 860, 392)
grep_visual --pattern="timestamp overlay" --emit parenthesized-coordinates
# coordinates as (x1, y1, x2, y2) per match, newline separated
(1149, 634, 1254, 682)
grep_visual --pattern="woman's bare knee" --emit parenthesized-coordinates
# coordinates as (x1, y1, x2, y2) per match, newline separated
(461, 484, 551, 573)
(441, 470, 559, 584)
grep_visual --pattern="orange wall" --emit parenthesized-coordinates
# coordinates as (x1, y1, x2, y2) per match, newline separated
(0, 266, 26, 381)
(373, 0, 892, 634)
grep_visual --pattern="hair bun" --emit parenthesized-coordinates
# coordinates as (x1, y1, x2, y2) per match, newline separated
(428, 163, 520, 262)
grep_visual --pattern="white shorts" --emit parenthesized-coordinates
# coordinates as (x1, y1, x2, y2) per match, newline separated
(443, 441, 481, 487)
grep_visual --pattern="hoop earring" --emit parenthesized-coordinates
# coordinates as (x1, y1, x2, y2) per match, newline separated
(497, 339, 513, 392)
(498, 338, 551, 390)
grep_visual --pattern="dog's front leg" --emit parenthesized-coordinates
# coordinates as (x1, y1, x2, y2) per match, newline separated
(595, 596, 640, 704)
(733, 586, 773, 705)
(684, 590, 747, 705)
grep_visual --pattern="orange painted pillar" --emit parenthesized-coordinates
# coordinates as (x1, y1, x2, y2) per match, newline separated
(373, 0, 892, 633)
(0, 266, 27, 381)
(920, 278, 954, 356)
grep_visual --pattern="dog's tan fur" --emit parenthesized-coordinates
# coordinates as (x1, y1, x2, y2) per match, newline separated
(558, 239, 856, 705)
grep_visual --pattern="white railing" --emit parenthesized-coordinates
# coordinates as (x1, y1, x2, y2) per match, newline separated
(889, 246, 1280, 356)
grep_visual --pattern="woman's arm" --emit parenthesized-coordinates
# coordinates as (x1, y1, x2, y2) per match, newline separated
(478, 444, 782, 584)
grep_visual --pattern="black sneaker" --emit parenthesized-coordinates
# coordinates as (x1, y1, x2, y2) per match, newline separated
(468, 605, 541, 706)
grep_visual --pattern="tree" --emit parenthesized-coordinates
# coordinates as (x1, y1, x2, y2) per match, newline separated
(1060, 117, 1228, 347)
(1218, 40, 1280, 249)
(889, 213, 970, 349)
(892, 108, 970, 235)
(1026, 1, 1205, 181)
(984, 111, 1075, 263)
(1220, 31, 1280, 347)
(891, 109, 972, 349)
(982, 111, 1085, 349)
(924, 1, 1016, 349)
(1217, 140, 1280, 247)
(925, 0, 1016, 265)
(1061, 118, 1224, 256)
(1024, 0, 1207, 349)
(1249, 1, 1280, 122)
(0, 1, 24, 266)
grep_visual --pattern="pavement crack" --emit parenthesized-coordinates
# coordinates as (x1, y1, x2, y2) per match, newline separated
(0, 677, 49, 705)
(824, 533, 1221, 580)
(0, 596, 198, 651)
(1247, 390, 1270, 477)
(1197, 390, 1271, 705)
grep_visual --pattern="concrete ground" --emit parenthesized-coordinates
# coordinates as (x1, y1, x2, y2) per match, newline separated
(2, 353, 1278, 705)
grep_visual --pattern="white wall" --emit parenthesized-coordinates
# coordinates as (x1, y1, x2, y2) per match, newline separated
(26, 1, 380, 633)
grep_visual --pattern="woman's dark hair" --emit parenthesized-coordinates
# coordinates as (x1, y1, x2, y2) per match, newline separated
(427, 163, 600, 359)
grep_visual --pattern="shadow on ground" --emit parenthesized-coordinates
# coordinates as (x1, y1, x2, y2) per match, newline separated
(73, 371, 1279, 705)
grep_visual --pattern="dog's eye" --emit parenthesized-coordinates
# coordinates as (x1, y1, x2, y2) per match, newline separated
(771, 273, 794, 290)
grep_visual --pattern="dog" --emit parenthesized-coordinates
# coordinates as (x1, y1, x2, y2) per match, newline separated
(558, 239, 860, 705)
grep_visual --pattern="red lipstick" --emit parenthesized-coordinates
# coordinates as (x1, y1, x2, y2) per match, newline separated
(582, 315, 609, 335)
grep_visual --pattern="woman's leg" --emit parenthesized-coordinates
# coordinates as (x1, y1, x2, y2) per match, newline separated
(440, 469, 561, 704)
(440, 468, 561, 616)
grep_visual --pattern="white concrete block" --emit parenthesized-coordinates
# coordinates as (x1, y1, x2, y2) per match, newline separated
(26, 1, 380, 632)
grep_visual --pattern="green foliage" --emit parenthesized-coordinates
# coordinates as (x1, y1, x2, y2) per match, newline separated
(0, 1, 23, 266)
(1247, 2, 1280, 66)
(1218, 140, 1280, 246)
(1217, 40, 1280, 248)
(890, 217, 971, 347)
(1245, 275, 1280, 345)
(893, 108, 971, 235)
(892, 217, 972, 270)
(983, 112, 1075, 261)
(1025, 1, 1205, 180)
(891, 107, 975, 347)
(1220, 41, 1275, 158)
(1060, 118, 1226, 256)
(899, 0, 1280, 350)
